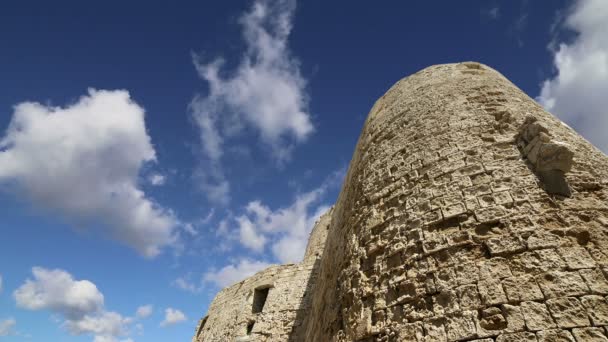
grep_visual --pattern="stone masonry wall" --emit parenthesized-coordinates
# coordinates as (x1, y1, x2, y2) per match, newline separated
(192, 208, 332, 342)
(304, 62, 608, 342)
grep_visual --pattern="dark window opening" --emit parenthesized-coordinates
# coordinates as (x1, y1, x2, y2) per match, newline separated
(246, 321, 255, 335)
(252, 287, 270, 313)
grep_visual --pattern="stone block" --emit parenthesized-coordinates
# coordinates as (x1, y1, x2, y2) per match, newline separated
(571, 328, 608, 342)
(559, 247, 596, 270)
(579, 269, 608, 295)
(546, 297, 590, 328)
(536, 329, 575, 342)
(474, 206, 506, 223)
(478, 278, 508, 305)
(581, 295, 608, 326)
(478, 257, 512, 279)
(496, 332, 537, 342)
(484, 235, 526, 257)
(397, 321, 424, 341)
(521, 301, 556, 331)
(502, 275, 544, 302)
(456, 284, 482, 310)
(423, 317, 447, 341)
(502, 304, 526, 333)
(445, 311, 477, 342)
(536, 271, 589, 298)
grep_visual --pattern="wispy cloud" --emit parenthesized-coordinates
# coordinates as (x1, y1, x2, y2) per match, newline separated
(538, 0, 608, 152)
(481, 5, 501, 20)
(190, 0, 313, 204)
(0, 318, 16, 337)
(0, 89, 178, 257)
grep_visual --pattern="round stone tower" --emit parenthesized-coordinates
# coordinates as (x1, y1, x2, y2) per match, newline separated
(304, 62, 608, 341)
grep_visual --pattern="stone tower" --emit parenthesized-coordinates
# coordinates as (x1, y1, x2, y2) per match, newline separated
(194, 62, 608, 342)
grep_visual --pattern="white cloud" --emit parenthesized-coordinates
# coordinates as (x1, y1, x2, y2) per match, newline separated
(0, 318, 16, 336)
(231, 169, 342, 263)
(14, 267, 132, 341)
(0, 274, 3, 293)
(160, 308, 187, 327)
(0, 89, 178, 257)
(65, 311, 132, 340)
(203, 259, 271, 288)
(135, 305, 153, 319)
(14, 267, 104, 319)
(173, 276, 201, 294)
(148, 173, 166, 186)
(191, 0, 313, 203)
(538, 0, 608, 153)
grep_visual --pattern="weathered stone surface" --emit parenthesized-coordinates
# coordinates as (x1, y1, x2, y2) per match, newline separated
(191, 209, 333, 342)
(193, 62, 608, 342)
(536, 329, 576, 342)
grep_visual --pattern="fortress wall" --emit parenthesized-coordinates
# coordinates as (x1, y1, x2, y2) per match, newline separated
(304, 62, 608, 341)
(193, 208, 332, 342)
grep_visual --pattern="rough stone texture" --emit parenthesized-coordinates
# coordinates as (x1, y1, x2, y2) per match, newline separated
(193, 62, 608, 341)
(303, 62, 608, 341)
(191, 208, 332, 342)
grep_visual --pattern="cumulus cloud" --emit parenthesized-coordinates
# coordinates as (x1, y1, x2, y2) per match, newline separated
(231, 169, 342, 263)
(160, 308, 187, 327)
(538, 0, 608, 153)
(14, 267, 104, 319)
(14, 267, 133, 342)
(0, 318, 16, 336)
(190, 0, 313, 203)
(0, 89, 178, 257)
(135, 305, 153, 319)
(236, 189, 329, 263)
(203, 259, 271, 288)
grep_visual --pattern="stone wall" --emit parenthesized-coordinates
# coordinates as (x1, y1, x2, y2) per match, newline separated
(192, 208, 332, 342)
(304, 62, 608, 341)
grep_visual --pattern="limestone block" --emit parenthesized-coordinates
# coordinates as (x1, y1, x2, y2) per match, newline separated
(536, 329, 576, 342)
(536, 270, 589, 298)
(536, 141, 574, 173)
(521, 301, 557, 331)
(397, 321, 424, 341)
(496, 331, 537, 342)
(484, 235, 526, 257)
(478, 278, 508, 305)
(456, 284, 482, 310)
(558, 246, 596, 270)
(546, 297, 590, 328)
(580, 269, 608, 295)
(571, 328, 608, 342)
(502, 275, 544, 302)
(445, 311, 477, 342)
(502, 304, 526, 333)
(581, 295, 608, 326)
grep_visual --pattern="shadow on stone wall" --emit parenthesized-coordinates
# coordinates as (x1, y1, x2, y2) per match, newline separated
(288, 257, 321, 342)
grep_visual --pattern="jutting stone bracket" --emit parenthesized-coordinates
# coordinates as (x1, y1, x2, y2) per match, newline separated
(516, 115, 574, 197)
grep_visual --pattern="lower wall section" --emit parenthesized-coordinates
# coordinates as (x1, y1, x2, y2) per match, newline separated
(192, 259, 320, 342)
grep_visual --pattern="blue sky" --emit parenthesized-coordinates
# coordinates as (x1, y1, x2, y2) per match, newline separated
(1, 0, 607, 341)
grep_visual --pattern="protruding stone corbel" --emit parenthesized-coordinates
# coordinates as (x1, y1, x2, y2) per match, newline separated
(517, 115, 574, 196)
